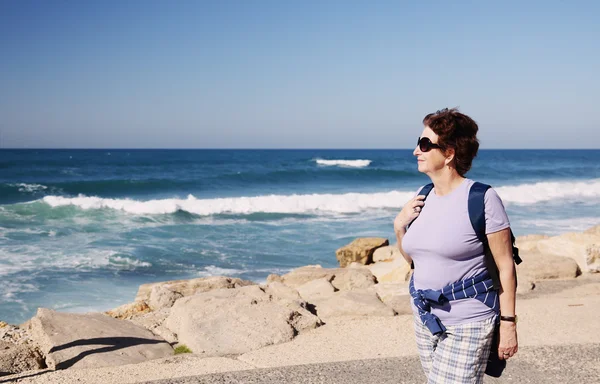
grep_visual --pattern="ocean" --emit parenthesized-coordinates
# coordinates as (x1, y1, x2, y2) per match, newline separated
(1, 149, 599, 324)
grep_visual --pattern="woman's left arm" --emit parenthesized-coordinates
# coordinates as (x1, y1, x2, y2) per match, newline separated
(487, 227, 518, 360)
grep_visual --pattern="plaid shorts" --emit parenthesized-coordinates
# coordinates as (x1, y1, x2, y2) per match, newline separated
(413, 315, 496, 384)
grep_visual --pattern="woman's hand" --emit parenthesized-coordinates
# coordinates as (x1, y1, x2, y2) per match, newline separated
(498, 321, 518, 360)
(394, 195, 426, 231)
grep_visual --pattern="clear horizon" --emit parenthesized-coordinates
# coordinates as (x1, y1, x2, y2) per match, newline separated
(1, 1, 599, 149)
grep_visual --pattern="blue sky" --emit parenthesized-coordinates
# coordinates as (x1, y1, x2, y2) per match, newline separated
(1, 1, 598, 149)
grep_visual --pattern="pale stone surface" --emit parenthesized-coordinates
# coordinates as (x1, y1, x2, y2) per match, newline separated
(277, 266, 376, 291)
(535, 233, 600, 273)
(371, 283, 411, 315)
(381, 294, 413, 315)
(372, 244, 402, 263)
(164, 285, 320, 357)
(0, 322, 34, 345)
(262, 282, 322, 334)
(263, 281, 303, 302)
(276, 265, 335, 288)
(515, 234, 551, 252)
(296, 278, 336, 301)
(136, 276, 255, 302)
(517, 250, 581, 281)
(335, 238, 389, 267)
(585, 244, 600, 273)
(366, 257, 412, 283)
(148, 285, 183, 311)
(516, 278, 536, 295)
(105, 301, 150, 320)
(330, 269, 376, 291)
(127, 309, 177, 344)
(266, 273, 284, 283)
(371, 282, 409, 302)
(584, 224, 600, 237)
(310, 290, 396, 320)
(347, 262, 365, 268)
(0, 341, 45, 376)
(30, 309, 173, 370)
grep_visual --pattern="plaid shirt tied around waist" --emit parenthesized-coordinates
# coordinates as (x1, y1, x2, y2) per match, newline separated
(409, 270, 499, 335)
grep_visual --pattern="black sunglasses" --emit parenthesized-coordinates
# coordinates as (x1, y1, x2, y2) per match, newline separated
(417, 137, 442, 152)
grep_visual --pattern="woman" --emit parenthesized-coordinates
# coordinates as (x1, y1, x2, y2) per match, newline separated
(394, 108, 518, 383)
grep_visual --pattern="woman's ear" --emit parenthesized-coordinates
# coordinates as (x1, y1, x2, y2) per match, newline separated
(444, 148, 455, 166)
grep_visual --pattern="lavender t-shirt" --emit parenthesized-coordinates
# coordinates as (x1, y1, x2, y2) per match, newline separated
(401, 179, 510, 326)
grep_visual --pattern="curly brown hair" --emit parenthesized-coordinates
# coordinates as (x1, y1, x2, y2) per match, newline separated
(422, 108, 480, 177)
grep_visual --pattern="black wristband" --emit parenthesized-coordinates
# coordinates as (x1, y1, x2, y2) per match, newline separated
(500, 315, 517, 323)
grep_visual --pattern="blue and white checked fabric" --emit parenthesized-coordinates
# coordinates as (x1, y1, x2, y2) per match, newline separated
(409, 270, 499, 335)
(414, 315, 496, 384)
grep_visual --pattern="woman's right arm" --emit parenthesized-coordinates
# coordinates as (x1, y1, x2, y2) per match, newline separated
(394, 226, 411, 264)
(394, 195, 425, 265)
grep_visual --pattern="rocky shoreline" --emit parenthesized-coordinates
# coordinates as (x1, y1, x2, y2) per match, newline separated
(1, 225, 599, 381)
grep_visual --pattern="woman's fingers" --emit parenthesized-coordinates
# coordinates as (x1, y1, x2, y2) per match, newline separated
(498, 347, 518, 360)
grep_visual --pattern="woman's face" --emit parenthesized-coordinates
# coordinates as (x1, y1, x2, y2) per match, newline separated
(413, 126, 449, 175)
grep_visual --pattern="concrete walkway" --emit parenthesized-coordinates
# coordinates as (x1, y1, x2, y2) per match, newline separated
(144, 343, 600, 384)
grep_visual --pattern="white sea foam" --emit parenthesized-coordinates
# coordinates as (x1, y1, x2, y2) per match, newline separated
(315, 159, 371, 168)
(40, 179, 600, 216)
(9, 183, 48, 193)
(196, 265, 293, 278)
(0, 247, 150, 277)
(41, 191, 416, 216)
(197, 265, 245, 277)
(2, 280, 39, 300)
(495, 179, 600, 205)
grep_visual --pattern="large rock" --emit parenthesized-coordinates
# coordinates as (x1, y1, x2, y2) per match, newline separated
(372, 244, 402, 263)
(515, 234, 551, 252)
(310, 290, 396, 320)
(30, 309, 173, 370)
(371, 283, 412, 315)
(296, 278, 337, 301)
(270, 265, 334, 288)
(366, 257, 412, 283)
(136, 276, 256, 302)
(0, 322, 34, 345)
(262, 282, 323, 334)
(0, 341, 45, 377)
(335, 238, 389, 267)
(273, 265, 376, 291)
(127, 308, 177, 344)
(330, 268, 376, 291)
(584, 225, 600, 237)
(105, 301, 151, 320)
(535, 233, 600, 273)
(380, 294, 413, 315)
(148, 285, 183, 311)
(164, 285, 320, 357)
(516, 250, 581, 281)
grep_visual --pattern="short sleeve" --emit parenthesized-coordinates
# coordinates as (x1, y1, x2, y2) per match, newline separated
(484, 188, 510, 234)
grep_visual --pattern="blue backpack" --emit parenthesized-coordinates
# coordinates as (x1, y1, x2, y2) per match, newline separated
(408, 181, 522, 289)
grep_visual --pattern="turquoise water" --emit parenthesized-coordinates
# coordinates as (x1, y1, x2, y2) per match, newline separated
(1, 149, 599, 324)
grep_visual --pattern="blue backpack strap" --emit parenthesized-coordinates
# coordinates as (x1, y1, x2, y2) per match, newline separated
(418, 183, 435, 200)
(407, 183, 433, 270)
(468, 182, 490, 244)
(468, 182, 522, 290)
(406, 183, 434, 231)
